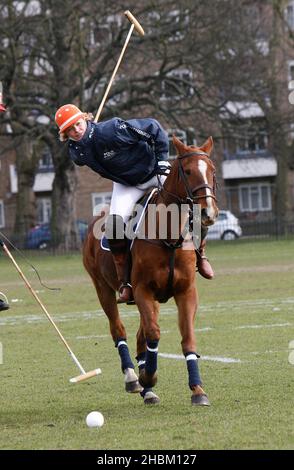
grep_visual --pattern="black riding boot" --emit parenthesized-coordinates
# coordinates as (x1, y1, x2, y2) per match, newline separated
(196, 226, 214, 280)
(0, 297, 9, 312)
(105, 215, 133, 304)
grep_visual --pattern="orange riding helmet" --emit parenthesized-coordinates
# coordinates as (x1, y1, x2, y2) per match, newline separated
(55, 104, 84, 133)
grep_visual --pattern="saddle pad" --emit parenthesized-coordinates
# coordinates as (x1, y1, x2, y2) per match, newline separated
(101, 235, 111, 251)
(100, 188, 157, 251)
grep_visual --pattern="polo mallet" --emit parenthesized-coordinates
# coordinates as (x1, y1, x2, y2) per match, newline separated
(94, 10, 145, 122)
(0, 240, 101, 384)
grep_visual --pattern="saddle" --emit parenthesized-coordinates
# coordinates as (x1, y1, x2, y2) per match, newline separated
(100, 188, 157, 252)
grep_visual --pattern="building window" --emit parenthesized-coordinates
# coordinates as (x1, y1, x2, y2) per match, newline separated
(237, 129, 268, 154)
(38, 147, 53, 171)
(167, 130, 187, 159)
(37, 198, 52, 224)
(89, 15, 122, 46)
(0, 200, 5, 228)
(92, 192, 112, 216)
(161, 69, 194, 101)
(239, 184, 272, 212)
(288, 60, 294, 89)
(167, 9, 189, 42)
(286, 2, 294, 30)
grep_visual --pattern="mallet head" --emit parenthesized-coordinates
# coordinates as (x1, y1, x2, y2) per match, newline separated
(124, 10, 145, 36)
(70, 368, 102, 384)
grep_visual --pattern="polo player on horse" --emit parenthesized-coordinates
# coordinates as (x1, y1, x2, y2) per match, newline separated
(55, 104, 214, 303)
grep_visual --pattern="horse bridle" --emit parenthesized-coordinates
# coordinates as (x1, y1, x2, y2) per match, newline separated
(177, 151, 217, 205)
(155, 150, 218, 251)
(159, 151, 217, 206)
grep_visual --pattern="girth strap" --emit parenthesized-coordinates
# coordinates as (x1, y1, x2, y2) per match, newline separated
(156, 246, 176, 303)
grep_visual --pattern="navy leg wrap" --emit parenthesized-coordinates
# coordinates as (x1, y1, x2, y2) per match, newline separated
(115, 338, 134, 371)
(136, 352, 152, 398)
(185, 352, 202, 388)
(136, 352, 146, 372)
(145, 340, 159, 376)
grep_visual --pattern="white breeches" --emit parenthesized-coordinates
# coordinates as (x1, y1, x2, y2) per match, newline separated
(109, 175, 166, 223)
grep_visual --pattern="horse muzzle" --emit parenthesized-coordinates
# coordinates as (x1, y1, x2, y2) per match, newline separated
(201, 207, 218, 226)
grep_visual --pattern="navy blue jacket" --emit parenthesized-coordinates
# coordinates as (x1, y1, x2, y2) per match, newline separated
(68, 117, 169, 186)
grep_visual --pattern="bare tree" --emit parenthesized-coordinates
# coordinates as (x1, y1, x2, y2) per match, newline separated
(0, 1, 44, 243)
(1, 0, 293, 246)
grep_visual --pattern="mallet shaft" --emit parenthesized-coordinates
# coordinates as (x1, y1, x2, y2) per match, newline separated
(1, 241, 87, 376)
(94, 24, 134, 122)
(2, 243, 72, 350)
(94, 10, 144, 122)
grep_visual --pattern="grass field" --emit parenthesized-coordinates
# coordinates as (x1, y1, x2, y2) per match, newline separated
(1, 239, 294, 450)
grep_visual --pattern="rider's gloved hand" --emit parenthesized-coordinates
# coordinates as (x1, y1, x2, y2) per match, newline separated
(157, 160, 171, 175)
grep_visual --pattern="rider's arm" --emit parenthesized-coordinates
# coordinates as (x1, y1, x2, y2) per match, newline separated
(113, 117, 169, 161)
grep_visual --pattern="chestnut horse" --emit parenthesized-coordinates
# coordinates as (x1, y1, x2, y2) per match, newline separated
(83, 136, 218, 405)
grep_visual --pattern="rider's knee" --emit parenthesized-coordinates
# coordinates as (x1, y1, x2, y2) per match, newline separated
(105, 214, 125, 240)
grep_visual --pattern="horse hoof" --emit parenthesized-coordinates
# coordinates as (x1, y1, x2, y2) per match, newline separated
(144, 391, 160, 405)
(125, 380, 143, 393)
(191, 394, 210, 406)
(139, 370, 157, 388)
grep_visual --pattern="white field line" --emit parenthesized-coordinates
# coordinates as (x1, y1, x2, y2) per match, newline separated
(0, 306, 293, 333)
(0, 295, 293, 329)
(75, 334, 109, 340)
(196, 327, 214, 332)
(159, 353, 241, 364)
(1, 308, 292, 363)
(235, 322, 292, 330)
(160, 348, 292, 363)
(157, 298, 294, 317)
(246, 349, 290, 356)
(1, 294, 294, 325)
(0, 318, 292, 337)
(75, 330, 171, 341)
(0, 311, 104, 326)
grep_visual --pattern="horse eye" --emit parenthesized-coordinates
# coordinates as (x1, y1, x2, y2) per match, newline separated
(185, 169, 191, 176)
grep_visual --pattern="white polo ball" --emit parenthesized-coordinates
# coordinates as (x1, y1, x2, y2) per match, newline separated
(86, 411, 104, 428)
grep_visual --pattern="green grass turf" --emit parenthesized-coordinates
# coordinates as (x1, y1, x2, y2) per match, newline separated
(0, 239, 294, 449)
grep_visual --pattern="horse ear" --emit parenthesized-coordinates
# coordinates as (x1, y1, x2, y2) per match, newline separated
(200, 136, 213, 156)
(172, 135, 187, 155)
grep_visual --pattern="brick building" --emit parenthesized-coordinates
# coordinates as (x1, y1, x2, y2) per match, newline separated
(1, 1, 294, 240)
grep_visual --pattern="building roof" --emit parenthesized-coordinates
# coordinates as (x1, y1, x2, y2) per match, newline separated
(9, 165, 54, 193)
(222, 157, 277, 179)
(222, 101, 265, 119)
